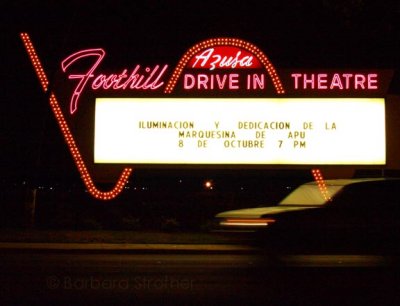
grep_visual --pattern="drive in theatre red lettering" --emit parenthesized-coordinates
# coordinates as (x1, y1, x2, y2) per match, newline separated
(185, 46, 270, 90)
(291, 73, 378, 90)
(20, 33, 385, 200)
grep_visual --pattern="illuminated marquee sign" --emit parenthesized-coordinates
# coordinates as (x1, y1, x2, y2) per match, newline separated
(95, 98, 385, 165)
(20, 33, 391, 200)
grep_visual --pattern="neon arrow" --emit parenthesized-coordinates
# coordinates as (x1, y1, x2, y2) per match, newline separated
(20, 33, 132, 200)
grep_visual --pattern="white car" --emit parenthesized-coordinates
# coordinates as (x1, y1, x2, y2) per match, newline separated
(215, 177, 400, 234)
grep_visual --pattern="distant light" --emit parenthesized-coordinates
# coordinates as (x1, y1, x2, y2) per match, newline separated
(204, 180, 213, 190)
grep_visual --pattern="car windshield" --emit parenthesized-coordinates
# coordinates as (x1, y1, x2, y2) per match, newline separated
(279, 184, 345, 206)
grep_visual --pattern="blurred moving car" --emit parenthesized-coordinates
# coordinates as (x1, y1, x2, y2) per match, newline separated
(215, 178, 400, 251)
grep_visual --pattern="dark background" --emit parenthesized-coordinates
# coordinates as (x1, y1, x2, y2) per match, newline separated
(1, 1, 399, 229)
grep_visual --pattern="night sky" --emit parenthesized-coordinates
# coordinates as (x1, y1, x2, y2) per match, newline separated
(1, 1, 399, 186)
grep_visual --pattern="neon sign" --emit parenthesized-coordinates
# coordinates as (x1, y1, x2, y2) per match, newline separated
(61, 48, 168, 114)
(21, 33, 132, 200)
(291, 73, 378, 90)
(189, 47, 260, 70)
(164, 38, 285, 94)
(20, 33, 392, 200)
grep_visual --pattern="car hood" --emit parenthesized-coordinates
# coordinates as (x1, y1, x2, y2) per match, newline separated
(215, 205, 318, 218)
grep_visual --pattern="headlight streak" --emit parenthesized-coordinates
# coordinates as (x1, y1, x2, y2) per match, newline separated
(220, 218, 276, 227)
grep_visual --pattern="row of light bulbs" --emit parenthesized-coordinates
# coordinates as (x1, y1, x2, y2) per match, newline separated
(312, 168, 331, 201)
(20, 33, 132, 200)
(21, 33, 324, 201)
(164, 37, 285, 94)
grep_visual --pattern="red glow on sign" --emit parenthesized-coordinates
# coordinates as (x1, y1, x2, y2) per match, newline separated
(164, 38, 285, 94)
(291, 73, 379, 90)
(21, 33, 132, 200)
(61, 49, 168, 114)
(188, 46, 261, 70)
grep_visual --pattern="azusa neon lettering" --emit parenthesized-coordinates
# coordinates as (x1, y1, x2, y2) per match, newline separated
(191, 48, 254, 70)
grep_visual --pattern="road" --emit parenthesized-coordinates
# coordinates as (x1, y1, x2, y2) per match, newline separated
(1, 247, 400, 305)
